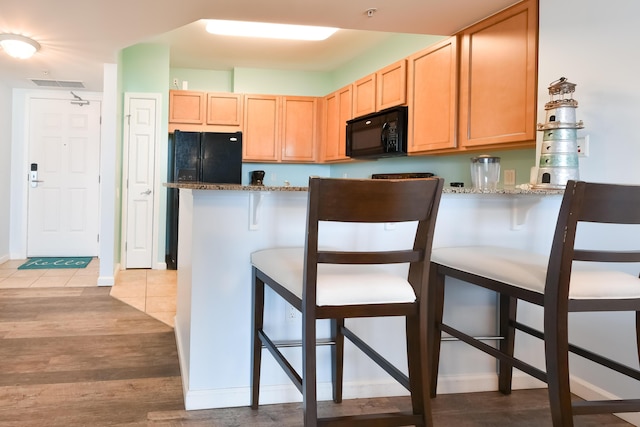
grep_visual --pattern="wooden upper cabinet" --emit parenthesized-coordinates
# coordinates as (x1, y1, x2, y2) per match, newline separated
(206, 93, 242, 126)
(458, 0, 538, 148)
(169, 90, 205, 124)
(321, 85, 352, 162)
(352, 59, 407, 119)
(407, 37, 458, 153)
(243, 95, 320, 163)
(169, 90, 242, 132)
(243, 95, 280, 162)
(376, 59, 407, 111)
(352, 74, 376, 118)
(281, 96, 319, 163)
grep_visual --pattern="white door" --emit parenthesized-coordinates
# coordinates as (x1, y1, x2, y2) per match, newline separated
(27, 98, 101, 257)
(124, 96, 157, 268)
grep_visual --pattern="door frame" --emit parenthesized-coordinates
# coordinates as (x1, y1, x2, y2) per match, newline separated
(120, 92, 163, 270)
(10, 90, 103, 259)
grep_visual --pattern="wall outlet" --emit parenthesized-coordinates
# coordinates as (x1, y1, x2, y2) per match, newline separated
(577, 135, 590, 157)
(172, 78, 179, 87)
(504, 169, 516, 187)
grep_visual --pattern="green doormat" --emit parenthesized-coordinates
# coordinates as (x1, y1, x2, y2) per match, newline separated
(18, 257, 93, 270)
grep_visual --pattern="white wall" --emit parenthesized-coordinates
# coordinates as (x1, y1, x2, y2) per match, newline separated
(0, 82, 11, 263)
(97, 64, 118, 285)
(536, 0, 640, 420)
(538, 0, 640, 186)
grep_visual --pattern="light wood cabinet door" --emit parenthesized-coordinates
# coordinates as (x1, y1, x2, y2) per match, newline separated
(321, 85, 352, 162)
(377, 59, 407, 111)
(281, 96, 318, 163)
(458, 0, 537, 148)
(407, 37, 458, 153)
(243, 95, 280, 162)
(206, 93, 242, 126)
(352, 73, 376, 118)
(169, 90, 205, 124)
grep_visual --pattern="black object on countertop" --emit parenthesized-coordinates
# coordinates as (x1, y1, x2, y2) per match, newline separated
(371, 172, 434, 179)
(450, 182, 464, 187)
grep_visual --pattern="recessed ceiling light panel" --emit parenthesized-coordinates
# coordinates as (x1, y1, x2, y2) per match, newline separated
(206, 20, 338, 41)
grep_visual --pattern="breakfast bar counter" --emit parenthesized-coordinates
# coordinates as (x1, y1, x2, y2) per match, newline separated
(167, 182, 563, 410)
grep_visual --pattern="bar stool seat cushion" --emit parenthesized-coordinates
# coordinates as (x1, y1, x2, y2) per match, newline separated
(251, 247, 416, 306)
(431, 246, 640, 300)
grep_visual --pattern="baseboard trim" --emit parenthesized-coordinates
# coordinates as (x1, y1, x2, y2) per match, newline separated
(172, 337, 639, 426)
(182, 380, 410, 411)
(174, 321, 191, 408)
(570, 376, 640, 426)
(0, 254, 9, 265)
(97, 262, 120, 287)
(97, 276, 114, 286)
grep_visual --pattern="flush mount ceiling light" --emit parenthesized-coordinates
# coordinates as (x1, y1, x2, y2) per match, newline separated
(206, 20, 338, 41)
(0, 33, 40, 59)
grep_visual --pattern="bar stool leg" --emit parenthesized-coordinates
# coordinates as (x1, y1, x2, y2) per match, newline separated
(250, 269, 265, 409)
(331, 318, 344, 403)
(428, 266, 445, 398)
(498, 294, 517, 394)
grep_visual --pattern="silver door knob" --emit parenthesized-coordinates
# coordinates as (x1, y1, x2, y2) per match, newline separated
(140, 189, 152, 195)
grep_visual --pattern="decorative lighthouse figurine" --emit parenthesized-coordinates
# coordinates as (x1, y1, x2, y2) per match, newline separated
(534, 77, 584, 189)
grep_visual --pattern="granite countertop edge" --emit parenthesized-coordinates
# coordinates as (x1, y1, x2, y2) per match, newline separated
(164, 182, 565, 195)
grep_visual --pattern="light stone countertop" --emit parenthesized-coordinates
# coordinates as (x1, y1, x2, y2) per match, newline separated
(164, 181, 565, 195)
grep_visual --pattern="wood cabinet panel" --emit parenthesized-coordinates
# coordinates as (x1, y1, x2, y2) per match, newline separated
(321, 85, 352, 162)
(407, 37, 458, 153)
(281, 96, 318, 162)
(352, 74, 376, 118)
(377, 59, 407, 111)
(169, 90, 242, 132)
(169, 90, 205, 124)
(206, 93, 242, 126)
(458, 0, 537, 148)
(243, 95, 280, 162)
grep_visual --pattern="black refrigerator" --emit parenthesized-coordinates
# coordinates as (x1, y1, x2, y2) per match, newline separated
(166, 131, 243, 269)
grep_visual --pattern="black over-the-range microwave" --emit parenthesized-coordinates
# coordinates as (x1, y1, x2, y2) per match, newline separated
(346, 106, 408, 159)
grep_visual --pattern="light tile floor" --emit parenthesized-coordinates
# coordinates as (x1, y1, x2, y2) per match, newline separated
(110, 268, 177, 327)
(0, 258, 176, 327)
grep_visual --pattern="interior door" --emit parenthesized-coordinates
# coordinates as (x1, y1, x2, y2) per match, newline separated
(27, 98, 101, 257)
(124, 96, 157, 268)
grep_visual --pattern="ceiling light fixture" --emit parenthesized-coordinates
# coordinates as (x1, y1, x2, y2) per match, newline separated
(206, 20, 338, 41)
(0, 33, 40, 59)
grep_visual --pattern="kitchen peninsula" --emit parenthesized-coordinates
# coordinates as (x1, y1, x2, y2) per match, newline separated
(166, 181, 563, 410)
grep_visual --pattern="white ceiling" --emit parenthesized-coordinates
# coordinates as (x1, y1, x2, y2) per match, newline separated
(0, 0, 521, 92)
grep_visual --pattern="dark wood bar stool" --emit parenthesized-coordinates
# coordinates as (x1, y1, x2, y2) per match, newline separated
(251, 176, 443, 427)
(427, 180, 640, 426)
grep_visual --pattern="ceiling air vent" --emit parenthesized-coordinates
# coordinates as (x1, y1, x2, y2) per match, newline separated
(30, 79, 85, 88)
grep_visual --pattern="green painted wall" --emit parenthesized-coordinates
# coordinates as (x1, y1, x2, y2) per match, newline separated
(329, 149, 537, 187)
(329, 33, 447, 90)
(170, 68, 233, 92)
(167, 33, 445, 97)
(232, 67, 332, 96)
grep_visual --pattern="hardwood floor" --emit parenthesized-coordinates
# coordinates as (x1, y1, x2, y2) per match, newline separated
(0, 259, 177, 327)
(0, 287, 183, 426)
(0, 286, 632, 426)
